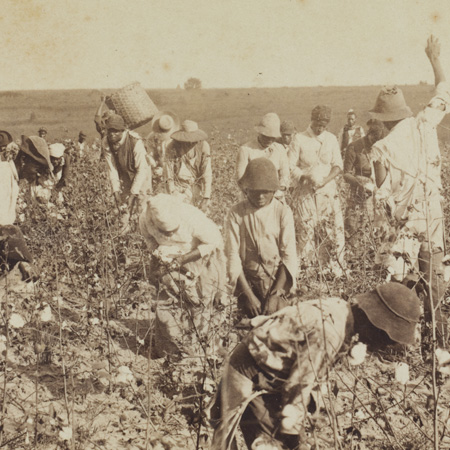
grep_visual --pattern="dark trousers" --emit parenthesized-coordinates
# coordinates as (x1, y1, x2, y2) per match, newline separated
(211, 343, 301, 450)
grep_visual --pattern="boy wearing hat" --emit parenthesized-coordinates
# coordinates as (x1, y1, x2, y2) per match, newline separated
(225, 158, 296, 317)
(237, 113, 289, 198)
(288, 105, 345, 274)
(165, 120, 212, 211)
(338, 109, 365, 157)
(104, 113, 152, 227)
(368, 35, 449, 345)
(211, 282, 421, 450)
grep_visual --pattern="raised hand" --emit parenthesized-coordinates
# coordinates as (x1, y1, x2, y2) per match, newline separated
(425, 35, 440, 61)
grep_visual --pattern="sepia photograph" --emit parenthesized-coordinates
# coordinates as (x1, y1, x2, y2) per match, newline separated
(1, 0, 450, 449)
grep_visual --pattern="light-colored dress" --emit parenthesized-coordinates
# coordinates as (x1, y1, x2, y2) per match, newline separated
(288, 126, 345, 268)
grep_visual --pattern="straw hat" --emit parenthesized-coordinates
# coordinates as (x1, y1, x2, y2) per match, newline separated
(171, 120, 207, 142)
(140, 194, 181, 235)
(49, 143, 65, 158)
(239, 158, 280, 191)
(151, 111, 180, 137)
(20, 135, 53, 170)
(356, 282, 420, 345)
(255, 113, 281, 138)
(38, 126, 47, 134)
(369, 86, 413, 122)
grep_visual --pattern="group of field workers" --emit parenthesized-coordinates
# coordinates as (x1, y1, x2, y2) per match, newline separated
(1, 34, 449, 449)
(0, 125, 91, 285)
(86, 35, 450, 449)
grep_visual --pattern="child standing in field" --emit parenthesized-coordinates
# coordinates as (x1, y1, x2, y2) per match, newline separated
(225, 158, 297, 317)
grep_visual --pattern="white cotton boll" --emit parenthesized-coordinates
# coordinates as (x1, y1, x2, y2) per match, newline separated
(89, 318, 100, 326)
(281, 404, 302, 421)
(395, 362, 410, 385)
(9, 313, 25, 329)
(348, 342, 367, 365)
(40, 304, 52, 322)
(436, 348, 450, 366)
(58, 426, 72, 441)
(116, 366, 134, 385)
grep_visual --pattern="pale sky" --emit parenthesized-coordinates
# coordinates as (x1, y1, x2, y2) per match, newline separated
(1, 0, 450, 90)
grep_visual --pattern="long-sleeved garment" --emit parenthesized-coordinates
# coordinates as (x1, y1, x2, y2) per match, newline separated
(287, 127, 345, 267)
(225, 198, 297, 296)
(104, 130, 152, 197)
(139, 200, 226, 303)
(211, 297, 350, 449)
(165, 140, 212, 206)
(236, 139, 289, 194)
(369, 82, 450, 345)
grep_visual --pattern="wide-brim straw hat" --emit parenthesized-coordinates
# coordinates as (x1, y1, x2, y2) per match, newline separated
(254, 113, 281, 138)
(20, 135, 53, 170)
(239, 157, 280, 191)
(171, 120, 207, 142)
(151, 111, 180, 137)
(355, 282, 420, 345)
(369, 86, 413, 122)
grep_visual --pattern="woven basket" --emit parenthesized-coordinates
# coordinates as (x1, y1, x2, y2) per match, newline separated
(108, 82, 158, 130)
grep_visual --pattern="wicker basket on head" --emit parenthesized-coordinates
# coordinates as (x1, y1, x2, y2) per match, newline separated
(108, 82, 159, 130)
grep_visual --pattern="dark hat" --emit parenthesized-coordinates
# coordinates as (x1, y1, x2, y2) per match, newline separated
(311, 105, 332, 124)
(0, 130, 13, 147)
(171, 120, 207, 142)
(20, 135, 53, 169)
(356, 282, 420, 345)
(239, 158, 280, 191)
(38, 126, 47, 133)
(105, 114, 126, 131)
(79, 131, 87, 138)
(369, 86, 413, 122)
(280, 120, 295, 134)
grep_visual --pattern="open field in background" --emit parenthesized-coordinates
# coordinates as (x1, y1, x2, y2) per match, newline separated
(2, 86, 450, 449)
(1, 84, 450, 142)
